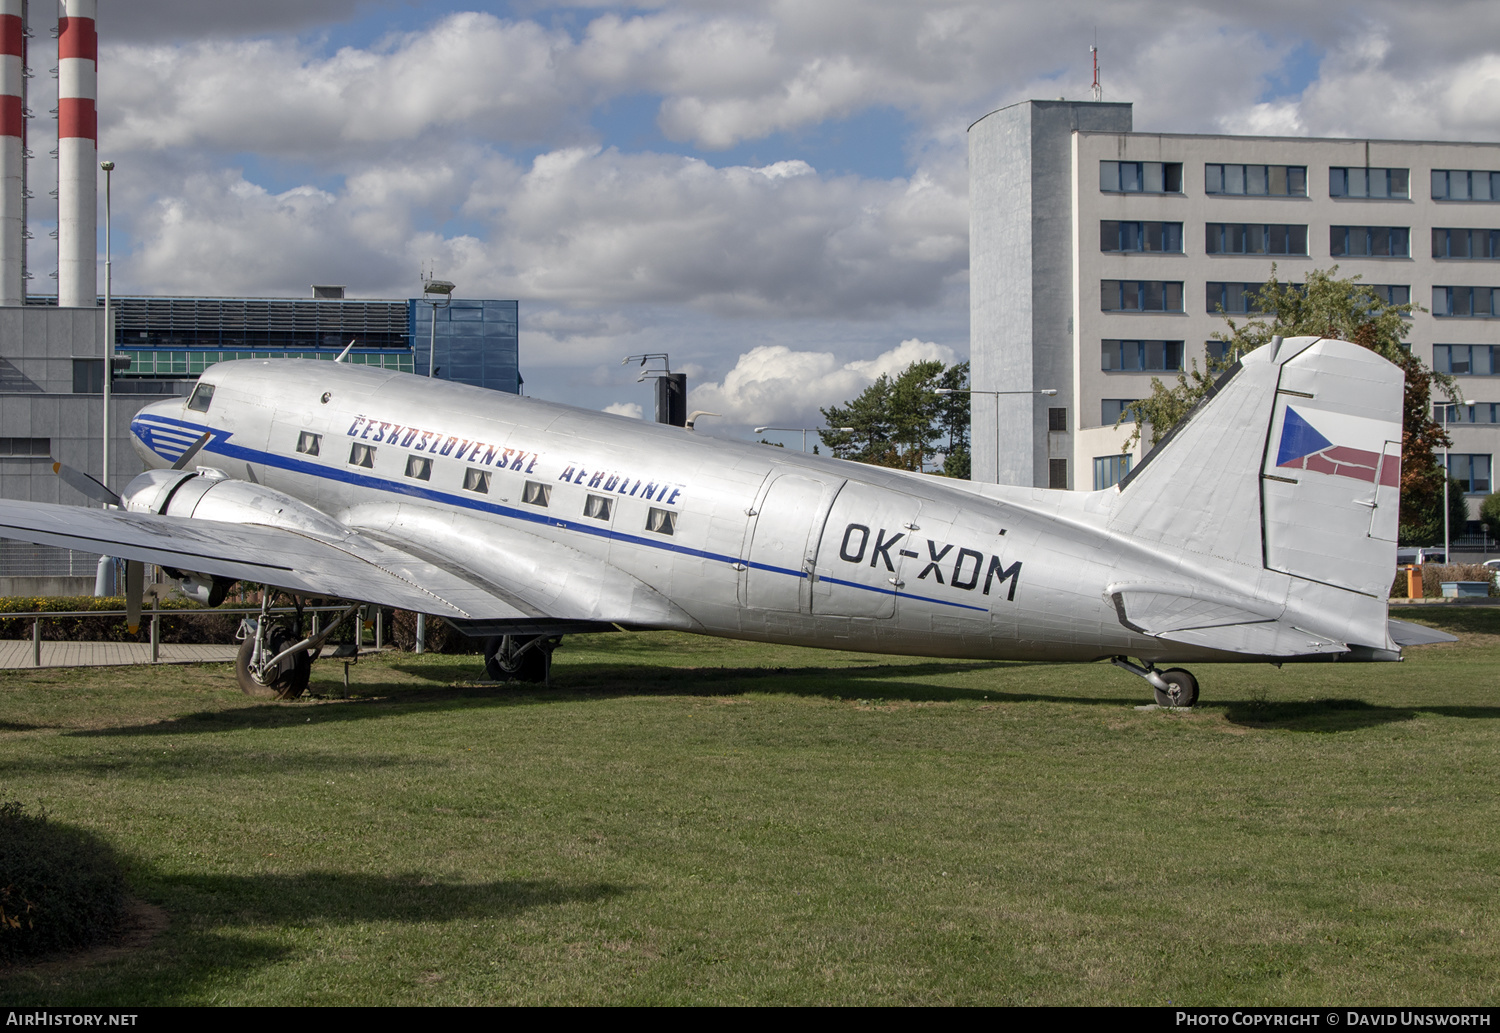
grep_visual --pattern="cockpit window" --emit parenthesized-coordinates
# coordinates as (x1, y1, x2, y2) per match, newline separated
(187, 383, 215, 413)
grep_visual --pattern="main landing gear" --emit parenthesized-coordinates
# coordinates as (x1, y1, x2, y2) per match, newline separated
(1111, 657, 1199, 708)
(484, 635, 560, 685)
(235, 587, 362, 700)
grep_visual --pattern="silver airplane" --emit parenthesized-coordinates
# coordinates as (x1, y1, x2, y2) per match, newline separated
(0, 334, 1451, 705)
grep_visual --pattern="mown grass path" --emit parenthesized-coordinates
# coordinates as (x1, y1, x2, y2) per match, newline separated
(2, 613, 1497, 1005)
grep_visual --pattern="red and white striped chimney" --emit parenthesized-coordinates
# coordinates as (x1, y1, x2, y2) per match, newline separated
(0, 0, 24, 307)
(56, 0, 94, 309)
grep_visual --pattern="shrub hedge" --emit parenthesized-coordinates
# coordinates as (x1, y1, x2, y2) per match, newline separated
(1389, 563, 1498, 598)
(0, 800, 126, 964)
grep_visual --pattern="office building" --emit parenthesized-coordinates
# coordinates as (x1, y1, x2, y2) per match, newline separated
(970, 99, 1500, 544)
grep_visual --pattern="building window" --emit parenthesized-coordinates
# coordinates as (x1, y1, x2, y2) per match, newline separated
(1433, 228, 1500, 259)
(1101, 280, 1184, 312)
(1047, 408, 1067, 432)
(1101, 340, 1184, 372)
(1204, 164, 1307, 196)
(1446, 454, 1492, 494)
(1329, 167, 1409, 199)
(1100, 161, 1183, 194)
(1205, 341, 1235, 364)
(522, 481, 550, 507)
(186, 382, 214, 412)
(1102, 399, 1138, 424)
(1207, 282, 1287, 314)
(1432, 170, 1500, 202)
(463, 468, 491, 494)
(1330, 226, 1410, 257)
(0, 437, 49, 457)
(1100, 221, 1183, 253)
(1205, 223, 1307, 255)
(1093, 454, 1133, 490)
(1437, 403, 1500, 424)
(1366, 285, 1410, 307)
(296, 431, 320, 456)
(1048, 459, 1068, 490)
(349, 443, 375, 468)
(647, 507, 677, 535)
(405, 455, 432, 481)
(71, 359, 104, 394)
(1433, 287, 1500, 318)
(584, 494, 613, 521)
(1433, 345, 1498, 375)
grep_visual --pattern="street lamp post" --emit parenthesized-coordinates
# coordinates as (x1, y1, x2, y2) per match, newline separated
(100, 160, 114, 496)
(1443, 399, 1475, 563)
(753, 426, 855, 452)
(936, 387, 1058, 484)
(421, 277, 456, 378)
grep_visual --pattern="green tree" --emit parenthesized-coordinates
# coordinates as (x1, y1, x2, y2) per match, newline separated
(1118, 266, 1456, 545)
(819, 360, 969, 473)
(1480, 490, 1500, 544)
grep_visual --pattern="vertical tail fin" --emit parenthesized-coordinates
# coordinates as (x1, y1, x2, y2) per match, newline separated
(1107, 336, 1403, 651)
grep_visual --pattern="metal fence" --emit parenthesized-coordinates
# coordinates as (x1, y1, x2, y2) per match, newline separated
(4, 604, 382, 667)
(0, 539, 102, 578)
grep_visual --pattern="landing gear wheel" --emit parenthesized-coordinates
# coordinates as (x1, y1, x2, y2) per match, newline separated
(484, 635, 553, 684)
(236, 623, 311, 700)
(1154, 667, 1199, 708)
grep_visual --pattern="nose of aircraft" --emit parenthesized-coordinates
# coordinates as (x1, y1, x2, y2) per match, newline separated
(129, 395, 193, 469)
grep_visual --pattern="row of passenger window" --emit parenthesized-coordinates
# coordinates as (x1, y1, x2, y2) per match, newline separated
(1101, 162, 1500, 201)
(293, 432, 678, 535)
(1101, 222, 1498, 258)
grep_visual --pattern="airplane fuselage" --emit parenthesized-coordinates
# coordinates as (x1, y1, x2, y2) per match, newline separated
(125, 356, 1378, 666)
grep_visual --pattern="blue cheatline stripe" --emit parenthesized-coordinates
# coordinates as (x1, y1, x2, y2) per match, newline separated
(130, 414, 992, 615)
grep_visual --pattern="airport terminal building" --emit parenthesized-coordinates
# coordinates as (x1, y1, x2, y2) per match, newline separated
(970, 100, 1500, 545)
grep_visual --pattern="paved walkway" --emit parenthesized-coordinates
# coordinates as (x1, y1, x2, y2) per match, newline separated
(0, 640, 240, 670)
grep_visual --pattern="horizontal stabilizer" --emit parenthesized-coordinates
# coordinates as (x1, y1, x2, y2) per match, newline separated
(1387, 619, 1458, 647)
(1109, 583, 1348, 657)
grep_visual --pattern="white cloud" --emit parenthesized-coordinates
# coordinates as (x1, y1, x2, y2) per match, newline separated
(690, 337, 956, 428)
(104, 13, 582, 158)
(603, 401, 644, 419)
(115, 144, 968, 320)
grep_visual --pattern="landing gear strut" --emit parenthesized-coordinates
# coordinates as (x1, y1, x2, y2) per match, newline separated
(1111, 657, 1199, 708)
(484, 635, 559, 685)
(235, 587, 361, 700)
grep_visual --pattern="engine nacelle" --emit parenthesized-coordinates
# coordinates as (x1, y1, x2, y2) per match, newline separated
(120, 468, 349, 605)
(123, 467, 347, 538)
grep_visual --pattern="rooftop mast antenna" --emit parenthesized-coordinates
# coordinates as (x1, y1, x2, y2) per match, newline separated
(1091, 34, 1101, 103)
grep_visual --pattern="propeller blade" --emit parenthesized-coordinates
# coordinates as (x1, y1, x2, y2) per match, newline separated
(52, 461, 121, 506)
(125, 560, 144, 635)
(171, 431, 213, 471)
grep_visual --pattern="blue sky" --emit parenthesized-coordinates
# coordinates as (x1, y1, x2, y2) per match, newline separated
(64, 0, 1500, 429)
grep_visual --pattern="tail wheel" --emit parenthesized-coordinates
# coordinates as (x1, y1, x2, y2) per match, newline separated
(236, 623, 311, 700)
(1154, 668, 1199, 708)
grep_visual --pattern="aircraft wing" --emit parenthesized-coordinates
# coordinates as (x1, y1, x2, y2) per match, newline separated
(0, 498, 532, 621)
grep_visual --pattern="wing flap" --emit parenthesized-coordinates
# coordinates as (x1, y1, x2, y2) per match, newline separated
(345, 503, 700, 630)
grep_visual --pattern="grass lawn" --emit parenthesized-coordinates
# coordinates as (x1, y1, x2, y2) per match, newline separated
(1, 610, 1498, 1005)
